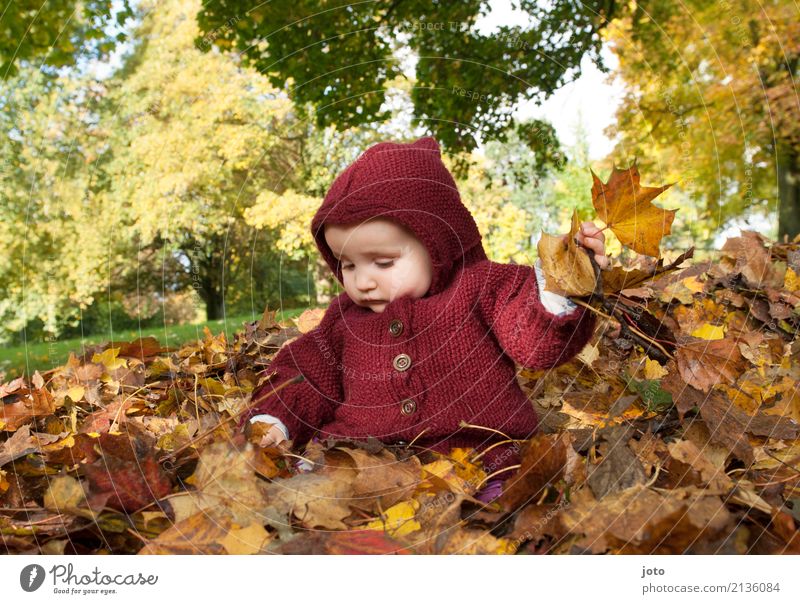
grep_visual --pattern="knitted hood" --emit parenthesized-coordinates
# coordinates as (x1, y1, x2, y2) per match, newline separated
(310, 136, 488, 297)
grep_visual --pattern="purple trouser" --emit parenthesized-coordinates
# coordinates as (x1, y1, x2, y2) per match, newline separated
(474, 479, 505, 503)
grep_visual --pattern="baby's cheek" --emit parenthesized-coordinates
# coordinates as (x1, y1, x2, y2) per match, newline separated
(387, 268, 406, 295)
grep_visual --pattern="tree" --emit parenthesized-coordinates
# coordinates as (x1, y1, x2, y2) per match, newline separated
(606, 0, 799, 238)
(195, 0, 617, 162)
(102, 0, 300, 320)
(0, 1, 134, 76)
(0, 67, 126, 343)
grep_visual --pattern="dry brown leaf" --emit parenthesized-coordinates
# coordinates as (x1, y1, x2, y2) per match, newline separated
(667, 439, 733, 492)
(675, 336, 747, 392)
(537, 209, 596, 296)
(561, 485, 735, 554)
(720, 231, 784, 289)
(334, 446, 422, 512)
(138, 511, 230, 554)
(263, 470, 355, 530)
(497, 432, 583, 512)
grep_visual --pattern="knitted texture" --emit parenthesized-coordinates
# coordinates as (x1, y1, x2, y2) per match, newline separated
(242, 136, 596, 478)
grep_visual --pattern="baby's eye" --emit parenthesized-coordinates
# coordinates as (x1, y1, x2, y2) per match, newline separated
(341, 264, 354, 270)
(375, 260, 395, 268)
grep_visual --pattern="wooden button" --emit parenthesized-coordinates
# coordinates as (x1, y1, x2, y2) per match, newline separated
(400, 399, 417, 415)
(389, 319, 404, 337)
(392, 353, 411, 372)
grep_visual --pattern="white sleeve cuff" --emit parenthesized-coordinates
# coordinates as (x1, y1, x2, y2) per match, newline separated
(534, 259, 578, 316)
(249, 414, 290, 441)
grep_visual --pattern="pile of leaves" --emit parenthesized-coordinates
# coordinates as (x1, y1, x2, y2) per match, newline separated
(2, 169, 800, 554)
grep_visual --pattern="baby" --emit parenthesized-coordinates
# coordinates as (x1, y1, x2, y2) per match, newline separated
(241, 136, 606, 493)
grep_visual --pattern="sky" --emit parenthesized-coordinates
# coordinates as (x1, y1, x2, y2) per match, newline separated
(475, 0, 624, 160)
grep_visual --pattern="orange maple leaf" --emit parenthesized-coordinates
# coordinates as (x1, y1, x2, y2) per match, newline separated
(591, 164, 676, 257)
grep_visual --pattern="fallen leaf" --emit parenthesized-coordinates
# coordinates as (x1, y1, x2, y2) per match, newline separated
(667, 440, 733, 492)
(561, 485, 735, 554)
(263, 470, 355, 530)
(498, 433, 582, 512)
(220, 522, 271, 554)
(676, 336, 746, 392)
(691, 323, 726, 340)
(43, 475, 89, 511)
(365, 500, 421, 537)
(138, 511, 229, 554)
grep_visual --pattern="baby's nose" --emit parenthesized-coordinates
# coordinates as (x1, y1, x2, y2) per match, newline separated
(355, 270, 377, 291)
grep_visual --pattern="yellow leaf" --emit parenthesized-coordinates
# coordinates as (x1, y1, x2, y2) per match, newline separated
(43, 475, 87, 511)
(643, 357, 668, 379)
(449, 447, 487, 486)
(365, 500, 421, 537)
(66, 385, 85, 402)
(682, 275, 705, 293)
(41, 435, 75, 452)
(91, 347, 127, 371)
(296, 308, 325, 333)
(221, 522, 270, 555)
(591, 164, 676, 257)
(691, 323, 725, 340)
(784, 267, 800, 293)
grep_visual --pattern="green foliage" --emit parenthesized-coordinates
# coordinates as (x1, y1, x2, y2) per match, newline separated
(0, 67, 126, 342)
(0, 1, 134, 75)
(196, 0, 617, 155)
(484, 117, 598, 253)
(0, 0, 313, 342)
(606, 0, 798, 236)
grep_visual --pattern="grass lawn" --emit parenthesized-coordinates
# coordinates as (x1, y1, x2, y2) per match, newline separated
(0, 308, 312, 381)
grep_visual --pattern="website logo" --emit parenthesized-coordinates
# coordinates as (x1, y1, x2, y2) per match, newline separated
(20, 564, 46, 592)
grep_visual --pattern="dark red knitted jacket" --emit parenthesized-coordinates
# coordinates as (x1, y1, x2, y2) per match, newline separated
(242, 136, 596, 479)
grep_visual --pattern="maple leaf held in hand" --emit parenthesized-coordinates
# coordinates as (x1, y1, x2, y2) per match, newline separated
(591, 163, 676, 257)
(537, 209, 596, 297)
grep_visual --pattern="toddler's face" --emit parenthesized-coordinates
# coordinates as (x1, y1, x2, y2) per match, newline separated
(324, 218, 433, 313)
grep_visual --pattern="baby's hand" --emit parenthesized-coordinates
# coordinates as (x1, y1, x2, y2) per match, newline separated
(247, 420, 289, 449)
(259, 424, 289, 448)
(572, 221, 609, 270)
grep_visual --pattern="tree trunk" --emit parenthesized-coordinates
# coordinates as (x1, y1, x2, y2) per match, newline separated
(777, 145, 800, 241)
(313, 255, 336, 306)
(204, 287, 225, 321)
(191, 238, 226, 321)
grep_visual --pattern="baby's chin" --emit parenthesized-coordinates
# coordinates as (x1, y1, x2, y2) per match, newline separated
(363, 301, 388, 312)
